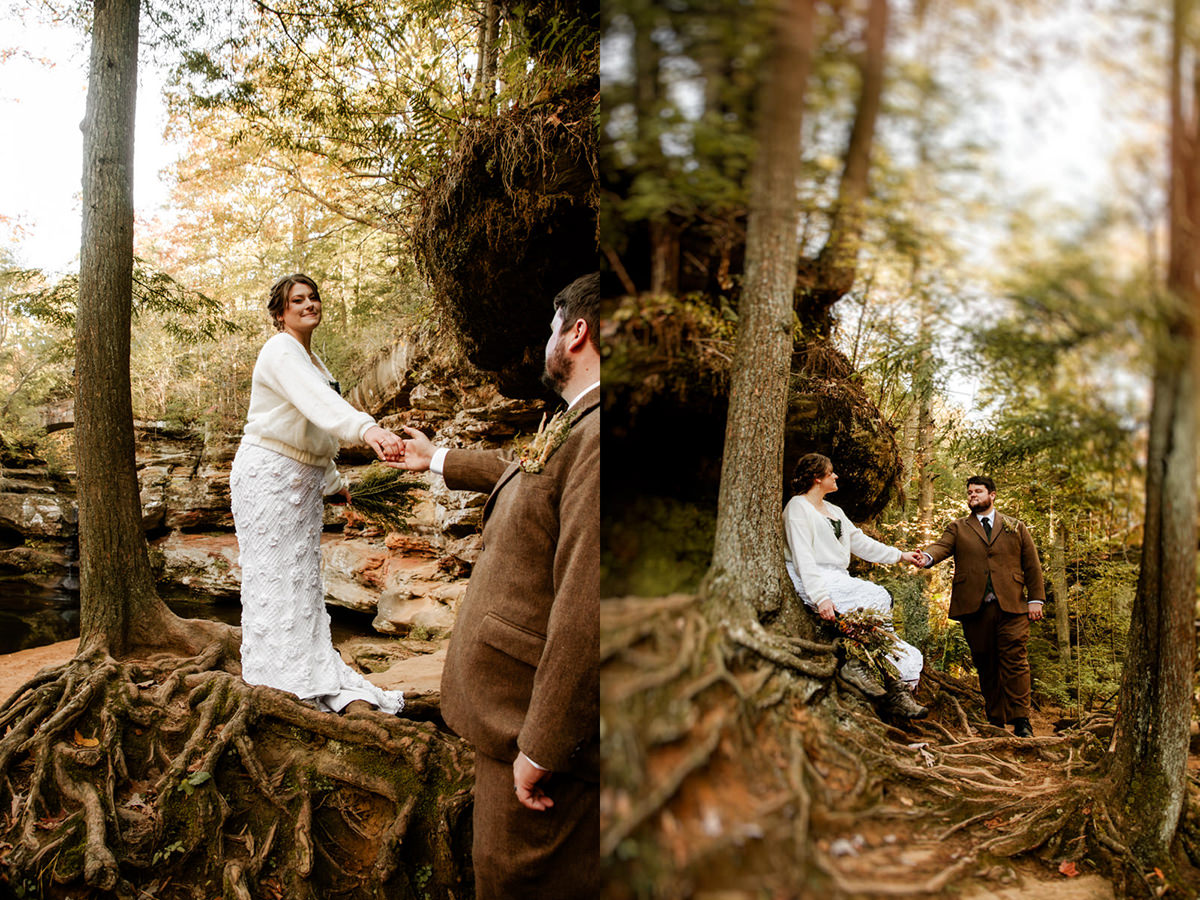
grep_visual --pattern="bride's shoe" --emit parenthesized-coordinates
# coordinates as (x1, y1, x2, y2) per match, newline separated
(883, 683, 928, 720)
(839, 659, 887, 699)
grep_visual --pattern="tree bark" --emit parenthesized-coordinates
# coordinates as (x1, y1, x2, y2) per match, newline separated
(76, 0, 179, 656)
(701, 0, 817, 625)
(796, 0, 888, 337)
(481, 0, 500, 95)
(1048, 508, 1070, 670)
(1103, 0, 1198, 860)
(913, 284, 935, 535)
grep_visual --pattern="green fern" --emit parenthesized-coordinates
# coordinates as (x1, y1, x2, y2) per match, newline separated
(348, 465, 421, 533)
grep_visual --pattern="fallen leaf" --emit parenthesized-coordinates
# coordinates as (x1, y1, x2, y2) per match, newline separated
(1154, 867, 1165, 880)
(1059, 860, 1079, 877)
(73, 729, 99, 748)
(984, 817, 1004, 829)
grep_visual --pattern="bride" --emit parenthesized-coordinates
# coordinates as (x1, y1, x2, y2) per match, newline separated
(783, 452, 927, 719)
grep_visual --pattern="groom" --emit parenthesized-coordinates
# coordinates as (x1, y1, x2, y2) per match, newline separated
(395, 274, 600, 899)
(918, 476, 1045, 737)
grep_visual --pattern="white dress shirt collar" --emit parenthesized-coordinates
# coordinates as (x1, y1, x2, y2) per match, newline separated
(565, 381, 600, 411)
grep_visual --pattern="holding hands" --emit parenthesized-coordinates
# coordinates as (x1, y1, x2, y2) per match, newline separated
(385, 425, 435, 472)
(899, 550, 927, 567)
(364, 425, 405, 463)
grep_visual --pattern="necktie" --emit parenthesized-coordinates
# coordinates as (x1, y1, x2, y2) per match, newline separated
(981, 517, 994, 602)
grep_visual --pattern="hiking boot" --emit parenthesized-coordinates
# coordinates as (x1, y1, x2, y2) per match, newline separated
(1011, 717, 1033, 738)
(839, 659, 886, 699)
(883, 683, 929, 719)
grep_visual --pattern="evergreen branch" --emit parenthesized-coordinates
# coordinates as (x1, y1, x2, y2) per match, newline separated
(348, 465, 421, 533)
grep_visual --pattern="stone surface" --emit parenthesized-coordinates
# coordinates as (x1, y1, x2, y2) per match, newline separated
(367, 644, 448, 697)
(4, 357, 531, 645)
(0, 490, 75, 539)
(153, 533, 241, 599)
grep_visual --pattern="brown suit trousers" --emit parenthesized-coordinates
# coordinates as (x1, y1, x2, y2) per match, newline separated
(472, 752, 599, 900)
(960, 601, 1031, 722)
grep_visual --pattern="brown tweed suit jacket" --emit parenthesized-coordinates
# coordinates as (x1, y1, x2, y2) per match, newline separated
(438, 387, 599, 781)
(923, 512, 1046, 620)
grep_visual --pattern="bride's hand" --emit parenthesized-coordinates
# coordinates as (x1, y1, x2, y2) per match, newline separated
(899, 550, 925, 567)
(817, 599, 836, 621)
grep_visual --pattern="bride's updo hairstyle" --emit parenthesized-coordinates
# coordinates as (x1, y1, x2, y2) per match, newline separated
(791, 452, 833, 495)
(267, 273, 321, 330)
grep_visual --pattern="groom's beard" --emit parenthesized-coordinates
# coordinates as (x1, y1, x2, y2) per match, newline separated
(541, 335, 571, 395)
(967, 499, 991, 513)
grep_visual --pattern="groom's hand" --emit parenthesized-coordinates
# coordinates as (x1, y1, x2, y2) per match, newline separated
(386, 425, 434, 472)
(513, 752, 554, 812)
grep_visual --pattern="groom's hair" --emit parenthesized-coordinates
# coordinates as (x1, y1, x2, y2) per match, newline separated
(791, 453, 832, 494)
(553, 273, 600, 350)
(967, 475, 996, 492)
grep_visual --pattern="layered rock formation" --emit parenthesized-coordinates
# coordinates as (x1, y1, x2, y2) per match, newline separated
(0, 369, 551, 648)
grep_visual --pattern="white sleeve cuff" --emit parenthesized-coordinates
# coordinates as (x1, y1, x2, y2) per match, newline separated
(522, 752, 548, 771)
(1028, 600, 1043, 605)
(431, 447, 449, 476)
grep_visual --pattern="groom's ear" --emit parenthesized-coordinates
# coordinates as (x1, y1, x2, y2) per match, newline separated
(564, 318, 589, 353)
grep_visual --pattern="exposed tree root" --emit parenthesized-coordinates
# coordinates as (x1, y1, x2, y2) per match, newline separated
(0, 636, 473, 899)
(601, 593, 1200, 899)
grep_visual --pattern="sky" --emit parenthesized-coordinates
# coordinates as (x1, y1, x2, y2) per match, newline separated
(0, 9, 179, 274)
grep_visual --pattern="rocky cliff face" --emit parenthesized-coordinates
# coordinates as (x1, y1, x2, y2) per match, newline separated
(0, 369, 550, 645)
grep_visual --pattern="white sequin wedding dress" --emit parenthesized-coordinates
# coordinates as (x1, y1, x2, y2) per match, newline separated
(231, 443, 404, 714)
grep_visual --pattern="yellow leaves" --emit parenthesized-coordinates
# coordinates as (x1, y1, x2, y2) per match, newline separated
(72, 729, 99, 748)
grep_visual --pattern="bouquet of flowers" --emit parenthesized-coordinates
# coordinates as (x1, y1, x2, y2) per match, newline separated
(832, 608, 902, 683)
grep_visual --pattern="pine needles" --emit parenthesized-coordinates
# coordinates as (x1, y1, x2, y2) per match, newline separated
(348, 465, 421, 533)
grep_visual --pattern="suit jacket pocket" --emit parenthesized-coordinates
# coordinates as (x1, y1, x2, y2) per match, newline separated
(1012, 572, 1025, 585)
(478, 612, 546, 668)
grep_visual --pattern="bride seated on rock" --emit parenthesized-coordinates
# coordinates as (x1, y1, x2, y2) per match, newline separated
(783, 452, 927, 719)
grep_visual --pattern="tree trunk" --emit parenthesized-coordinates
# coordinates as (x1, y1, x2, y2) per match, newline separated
(1103, 0, 1199, 860)
(1049, 509, 1070, 670)
(77, 0, 187, 657)
(796, 0, 888, 336)
(649, 220, 680, 295)
(482, 0, 500, 94)
(913, 286, 935, 536)
(701, 0, 817, 625)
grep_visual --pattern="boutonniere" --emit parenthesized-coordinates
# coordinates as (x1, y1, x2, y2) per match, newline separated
(1001, 518, 1017, 535)
(518, 409, 578, 474)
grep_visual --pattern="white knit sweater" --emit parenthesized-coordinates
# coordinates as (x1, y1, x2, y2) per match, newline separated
(782, 495, 900, 605)
(240, 333, 376, 495)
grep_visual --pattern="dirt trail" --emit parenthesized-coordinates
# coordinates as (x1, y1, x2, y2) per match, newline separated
(0, 638, 78, 702)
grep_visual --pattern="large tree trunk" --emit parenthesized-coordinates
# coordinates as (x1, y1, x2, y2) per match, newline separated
(796, 0, 888, 336)
(701, 0, 817, 624)
(76, 0, 184, 656)
(1103, 0, 1199, 860)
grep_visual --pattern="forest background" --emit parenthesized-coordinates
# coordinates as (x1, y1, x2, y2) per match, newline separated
(0, 0, 1194, 895)
(601, 0, 1163, 719)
